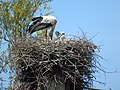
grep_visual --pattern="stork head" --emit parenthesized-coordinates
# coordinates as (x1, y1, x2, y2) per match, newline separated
(55, 31, 60, 37)
(61, 31, 65, 35)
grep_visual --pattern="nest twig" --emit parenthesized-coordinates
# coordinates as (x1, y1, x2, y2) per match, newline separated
(11, 36, 100, 90)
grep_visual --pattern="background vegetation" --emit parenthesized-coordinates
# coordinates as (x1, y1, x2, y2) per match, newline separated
(0, 0, 53, 89)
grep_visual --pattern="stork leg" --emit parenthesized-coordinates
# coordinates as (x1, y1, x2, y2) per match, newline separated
(45, 30, 47, 40)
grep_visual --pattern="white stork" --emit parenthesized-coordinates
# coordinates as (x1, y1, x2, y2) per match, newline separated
(28, 16, 57, 40)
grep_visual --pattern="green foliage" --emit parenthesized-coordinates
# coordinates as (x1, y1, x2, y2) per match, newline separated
(0, 0, 53, 89)
(0, 0, 52, 41)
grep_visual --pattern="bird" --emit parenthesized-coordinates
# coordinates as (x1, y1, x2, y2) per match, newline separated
(55, 31, 61, 38)
(27, 15, 57, 40)
(54, 31, 66, 43)
(60, 32, 65, 41)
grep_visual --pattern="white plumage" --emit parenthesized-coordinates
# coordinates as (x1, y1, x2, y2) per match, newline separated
(60, 32, 65, 41)
(41, 16, 56, 25)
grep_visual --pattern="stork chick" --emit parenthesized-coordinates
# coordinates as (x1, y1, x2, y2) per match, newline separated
(60, 32, 65, 41)
(55, 31, 61, 38)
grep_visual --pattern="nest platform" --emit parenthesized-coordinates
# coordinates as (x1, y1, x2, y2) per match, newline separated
(11, 37, 98, 90)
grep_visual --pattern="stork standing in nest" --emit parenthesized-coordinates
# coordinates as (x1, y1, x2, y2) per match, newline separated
(27, 16, 57, 40)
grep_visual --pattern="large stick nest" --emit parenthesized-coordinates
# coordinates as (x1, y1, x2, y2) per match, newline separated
(11, 36, 98, 90)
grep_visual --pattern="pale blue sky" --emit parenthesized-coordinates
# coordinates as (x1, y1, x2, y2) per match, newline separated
(48, 0, 120, 90)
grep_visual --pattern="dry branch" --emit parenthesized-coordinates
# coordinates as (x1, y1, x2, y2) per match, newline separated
(11, 36, 100, 90)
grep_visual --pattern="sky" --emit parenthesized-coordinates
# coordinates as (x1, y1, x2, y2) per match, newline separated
(47, 0, 120, 90)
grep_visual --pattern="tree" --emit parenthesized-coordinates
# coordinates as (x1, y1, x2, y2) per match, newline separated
(0, 0, 53, 89)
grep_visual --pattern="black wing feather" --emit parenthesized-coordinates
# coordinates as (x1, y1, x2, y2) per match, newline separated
(32, 16, 43, 22)
(28, 22, 52, 34)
